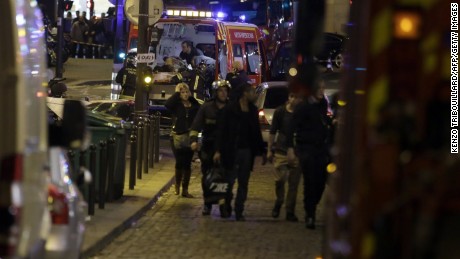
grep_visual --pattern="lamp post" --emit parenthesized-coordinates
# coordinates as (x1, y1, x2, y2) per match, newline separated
(134, 0, 149, 113)
(55, 0, 65, 78)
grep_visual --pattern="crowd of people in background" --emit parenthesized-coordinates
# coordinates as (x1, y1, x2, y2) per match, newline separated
(66, 9, 115, 58)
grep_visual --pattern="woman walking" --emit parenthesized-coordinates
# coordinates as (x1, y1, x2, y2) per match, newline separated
(165, 83, 201, 197)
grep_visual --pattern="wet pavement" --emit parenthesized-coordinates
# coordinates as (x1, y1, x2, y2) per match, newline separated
(93, 157, 325, 259)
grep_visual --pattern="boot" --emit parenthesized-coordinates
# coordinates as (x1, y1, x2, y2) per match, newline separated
(181, 169, 194, 198)
(272, 203, 282, 218)
(306, 217, 316, 229)
(175, 169, 183, 195)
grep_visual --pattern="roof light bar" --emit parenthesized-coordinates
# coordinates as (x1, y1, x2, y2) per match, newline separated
(165, 10, 220, 18)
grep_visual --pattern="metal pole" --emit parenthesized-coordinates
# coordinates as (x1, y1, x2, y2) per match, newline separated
(99, 140, 107, 209)
(129, 126, 137, 189)
(88, 144, 97, 216)
(134, 0, 149, 112)
(154, 111, 161, 163)
(67, 150, 76, 181)
(55, 0, 64, 78)
(143, 117, 149, 174)
(149, 114, 155, 168)
(106, 138, 116, 202)
(136, 120, 144, 179)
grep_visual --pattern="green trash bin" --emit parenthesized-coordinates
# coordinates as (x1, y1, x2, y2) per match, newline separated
(86, 112, 129, 200)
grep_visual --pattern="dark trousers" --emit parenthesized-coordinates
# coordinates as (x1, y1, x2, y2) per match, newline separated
(225, 148, 253, 215)
(297, 149, 328, 218)
(199, 144, 215, 206)
(170, 138, 194, 191)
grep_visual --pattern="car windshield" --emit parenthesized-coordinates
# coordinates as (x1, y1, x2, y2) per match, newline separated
(264, 87, 289, 109)
(270, 42, 292, 81)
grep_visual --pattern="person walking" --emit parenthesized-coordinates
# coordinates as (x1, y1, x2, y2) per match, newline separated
(267, 93, 303, 222)
(286, 80, 331, 229)
(213, 83, 265, 221)
(189, 80, 231, 215)
(165, 83, 201, 198)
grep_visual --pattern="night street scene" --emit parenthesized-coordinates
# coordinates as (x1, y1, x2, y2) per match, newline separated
(0, 0, 458, 258)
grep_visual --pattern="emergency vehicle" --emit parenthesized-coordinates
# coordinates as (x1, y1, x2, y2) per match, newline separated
(125, 9, 269, 104)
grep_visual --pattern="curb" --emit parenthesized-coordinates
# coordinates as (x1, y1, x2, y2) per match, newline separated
(80, 176, 175, 258)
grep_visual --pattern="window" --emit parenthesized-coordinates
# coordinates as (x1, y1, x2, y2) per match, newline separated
(245, 42, 261, 75)
(233, 44, 243, 57)
(270, 41, 292, 81)
(196, 43, 216, 58)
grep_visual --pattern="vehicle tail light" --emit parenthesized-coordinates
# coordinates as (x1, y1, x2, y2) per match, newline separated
(0, 154, 23, 257)
(258, 109, 269, 125)
(48, 184, 69, 225)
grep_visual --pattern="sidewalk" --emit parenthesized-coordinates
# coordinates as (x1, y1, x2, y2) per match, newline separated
(81, 146, 176, 258)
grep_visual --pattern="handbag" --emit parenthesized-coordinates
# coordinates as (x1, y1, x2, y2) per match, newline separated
(172, 132, 190, 149)
(203, 166, 229, 203)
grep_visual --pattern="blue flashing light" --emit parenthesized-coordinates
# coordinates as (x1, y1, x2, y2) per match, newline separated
(119, 52, 126, 59)
(217, 12, 225, 18)
(239, 15, 246, 21)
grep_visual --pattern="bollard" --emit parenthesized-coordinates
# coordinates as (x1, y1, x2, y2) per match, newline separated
(143, 117, 149, 174)
(149, 115, 155, 168)
(88, 144, 97, 216)
(79, 149, 87, 169)
(136, 120, 144, 179)
(154, 112, 161, 162)
(99, 140, 107, 209)
(129, 125, 137, 190)
(67, 150, 76, 181)
(92, 46, 96, 59)
(129, 126, 137, 190)
(106, 138, 116, 202)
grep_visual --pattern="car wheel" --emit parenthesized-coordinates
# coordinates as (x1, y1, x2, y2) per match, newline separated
(333, 53, 344, 68)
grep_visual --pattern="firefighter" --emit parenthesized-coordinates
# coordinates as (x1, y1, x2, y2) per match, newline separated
(189, 80, 231, 215)
(115, 51, 137, 97)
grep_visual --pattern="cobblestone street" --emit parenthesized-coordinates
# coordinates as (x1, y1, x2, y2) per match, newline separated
(93, 158, 324, 259)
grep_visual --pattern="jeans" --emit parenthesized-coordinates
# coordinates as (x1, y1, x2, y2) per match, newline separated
(225, 148, 253, 215)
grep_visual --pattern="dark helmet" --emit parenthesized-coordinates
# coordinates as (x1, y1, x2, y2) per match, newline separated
(211, 80, 231, 98)
(50, 82, 67, 98)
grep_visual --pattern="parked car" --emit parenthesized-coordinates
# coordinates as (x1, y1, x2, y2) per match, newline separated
(255, 81, 337, 144)
(269, 33, 347, 81)
(255, 82, 290, 143)
(0, 1, 51, 258)
(46, 100, 90, 259)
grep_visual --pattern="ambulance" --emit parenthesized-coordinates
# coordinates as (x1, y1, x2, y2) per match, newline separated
(125, 9, 269, 104)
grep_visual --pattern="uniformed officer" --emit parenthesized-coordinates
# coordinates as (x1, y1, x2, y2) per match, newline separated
(189, 80, 231, 215)
(115, 51, 137, 97)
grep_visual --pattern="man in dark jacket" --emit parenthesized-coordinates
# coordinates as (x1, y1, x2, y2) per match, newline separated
(213, 83, 265, 221)
(180, 40, 200, 66)
(190, 80, 231, 215)
(286, 80, 331, 229)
